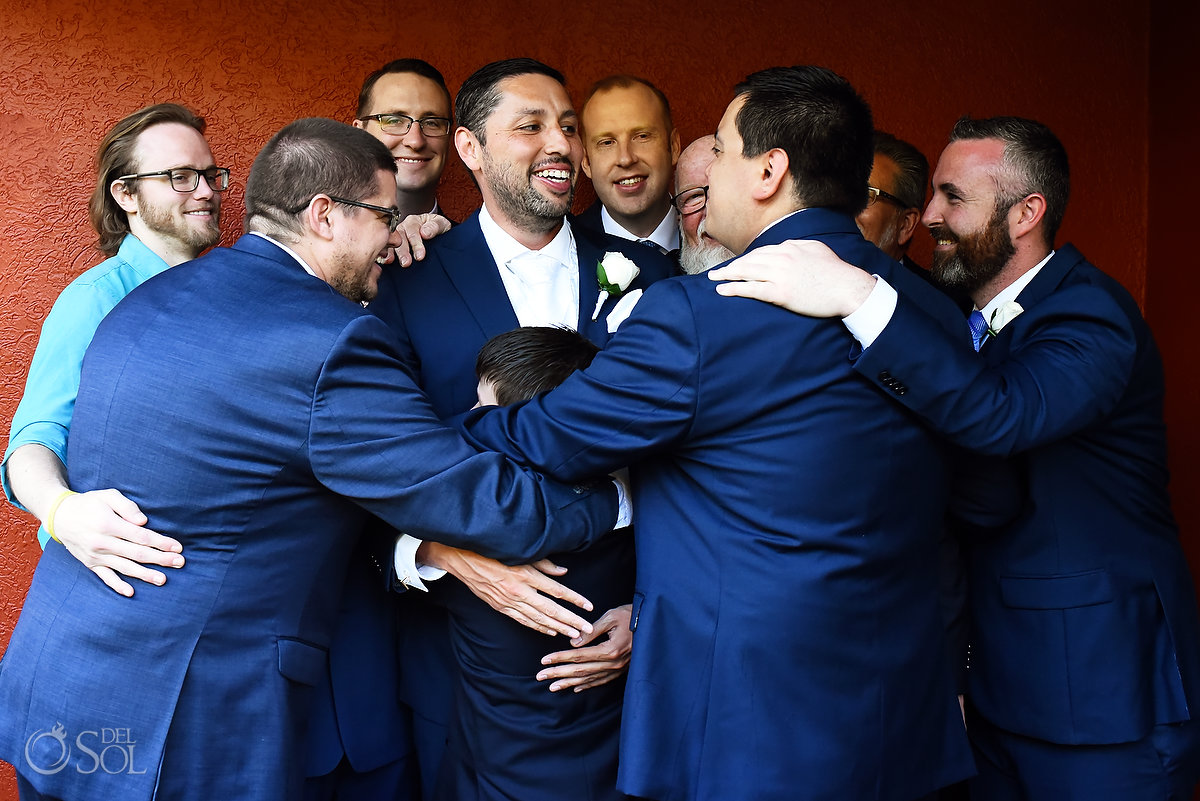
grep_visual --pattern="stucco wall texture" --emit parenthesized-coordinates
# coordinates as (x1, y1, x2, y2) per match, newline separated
(0, 0, 1194, 796)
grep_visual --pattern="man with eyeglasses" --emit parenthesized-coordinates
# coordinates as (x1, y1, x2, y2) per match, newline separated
(354, 59, 454, 220)
(855, 132, 929, 271)
(3, 103, 227, 596)
(672, 134, 734, 275)
(0, 117, 622, 801)
(574, 75, 681, 265)
(368, 57, 672, 801)
(298, 57, 455, 801)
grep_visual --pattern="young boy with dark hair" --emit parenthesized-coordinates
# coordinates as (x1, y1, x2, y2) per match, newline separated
(436, 325, 633, 801)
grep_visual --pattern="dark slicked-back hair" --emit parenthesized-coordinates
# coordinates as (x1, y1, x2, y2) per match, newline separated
(476, 326, 599, 406)
(949, 115, 1070, 245)
(357, 58, 452, 118)
(581, 74, 673, 128)
(873, 131, 928, 211)
(90, 103, 207, 257)
(733, 66, 873, 216)
(456, 58, 566, 144)
(244, 118, 396, 240)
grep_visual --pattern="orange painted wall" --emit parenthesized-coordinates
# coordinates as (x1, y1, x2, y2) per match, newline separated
(0, 0, 1189, 796)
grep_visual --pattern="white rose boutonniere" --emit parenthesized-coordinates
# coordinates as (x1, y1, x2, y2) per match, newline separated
(590, 252, 640, 321)
(987, 301, 1024, 338)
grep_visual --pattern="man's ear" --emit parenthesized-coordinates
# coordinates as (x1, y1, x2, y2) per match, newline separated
(302, 195, 338, 242)
(352, 119, 366, 131)
(669, 128, 681, 167)
(581, 150, 593, 180)
(111, 178, 138, 215)
(752, 148, 790, 201)
(455, 127, 482, 172)
(897, 207, 921, 248)
(1010, 192, 1047, 241)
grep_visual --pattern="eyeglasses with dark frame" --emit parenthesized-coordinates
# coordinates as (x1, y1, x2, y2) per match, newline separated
(671, 185, 708, 216)
(358, 113, 452, 138)
(327, 196, 402, 233)
(866, 186, 908, 209)
(116, 167, 231, 193)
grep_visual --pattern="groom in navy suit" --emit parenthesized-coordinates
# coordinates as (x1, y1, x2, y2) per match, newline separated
(0, 118, 619, 801)
(455, 66, 975, 801)
(367, 57, 672, 799)
(710, 116, 1200, 799)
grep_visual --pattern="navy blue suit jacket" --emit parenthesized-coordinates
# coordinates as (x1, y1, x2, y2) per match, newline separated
(0, 235, 617, 801)
(855, 243, 1200, 744)
(458, 209, 976, 801)
(368, 211, 670, 798)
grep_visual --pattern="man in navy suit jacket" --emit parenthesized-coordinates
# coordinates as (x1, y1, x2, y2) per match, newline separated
(0, 118, 618, 801)
(710, 116, 1200, 799)
(367, 57, 672, 800)
(299, 57, 459, 801)
(456, 66, 975, 801)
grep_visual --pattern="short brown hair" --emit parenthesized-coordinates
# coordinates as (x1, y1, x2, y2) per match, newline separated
(89, 103, 207, 257)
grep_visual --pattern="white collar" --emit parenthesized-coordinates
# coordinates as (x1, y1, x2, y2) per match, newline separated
(599, 204, 679, 251)
(978, 250, 1054, 322)
(478, 203, 575, 270)
(248, 231, 318, 278)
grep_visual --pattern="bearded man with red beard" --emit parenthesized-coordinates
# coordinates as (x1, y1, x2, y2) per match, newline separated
(4, 103, 224, 594)
(710, 114, 1200, 801)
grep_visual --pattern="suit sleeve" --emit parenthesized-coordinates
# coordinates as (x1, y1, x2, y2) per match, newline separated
(458, 279, 700, 481)
(854, 284, 1137, 457)
(307, 314, 616, 562)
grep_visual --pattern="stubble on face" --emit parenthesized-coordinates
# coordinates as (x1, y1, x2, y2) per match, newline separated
(136, 192, 221, 254)
(930, 200, 1016, 295)
(481, 147, 575, 237)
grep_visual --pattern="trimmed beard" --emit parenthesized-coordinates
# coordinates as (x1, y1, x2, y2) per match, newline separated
(481, 149, 575, 236)
(931, 202, 1016, 295)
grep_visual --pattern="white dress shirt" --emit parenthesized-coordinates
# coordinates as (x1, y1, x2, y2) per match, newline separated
(480, 204, 580, 329)
(599, 205, 680, 253)
(844, 252, 1053, 348)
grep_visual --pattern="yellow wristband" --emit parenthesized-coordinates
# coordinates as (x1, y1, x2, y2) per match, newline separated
(45, 490, 78, 544)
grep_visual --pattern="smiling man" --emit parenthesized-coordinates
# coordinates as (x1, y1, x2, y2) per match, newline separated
(575, 75, 680, 259)
(367, 57, 671, 800)
(354, 59, 454, 218)
(0, 118, 621, 801)
(3, 103, 225, 590)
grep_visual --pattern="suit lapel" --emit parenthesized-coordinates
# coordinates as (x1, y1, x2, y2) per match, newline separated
(440, 213, 521, 338)
(574, 227, 607, 338)
(982, 245, 1084, 361)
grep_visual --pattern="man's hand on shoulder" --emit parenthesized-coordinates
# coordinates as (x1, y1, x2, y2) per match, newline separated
(708, 239, 876, 318)
(391, 212, 452, 267)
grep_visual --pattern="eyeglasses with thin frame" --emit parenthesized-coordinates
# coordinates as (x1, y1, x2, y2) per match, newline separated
(116, 167, 231, 193)
(327, 196, 402, 233)
(671, 185, 708, 216)
(866, 186, 908, 209)
(358, 113, 452, 138)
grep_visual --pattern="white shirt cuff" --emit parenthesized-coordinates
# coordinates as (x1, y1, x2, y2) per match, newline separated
(612, 468, 633, 529)
(842, 276, 897, 349)
(393, 534, 447, 592)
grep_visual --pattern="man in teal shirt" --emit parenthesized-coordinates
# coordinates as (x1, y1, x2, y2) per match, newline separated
(3, 103, 227, 594)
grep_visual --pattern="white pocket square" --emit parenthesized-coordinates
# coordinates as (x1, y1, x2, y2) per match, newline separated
(606, 289, 643, 332)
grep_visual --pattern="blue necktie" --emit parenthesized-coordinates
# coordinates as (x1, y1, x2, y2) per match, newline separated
(968, 309, 989, 352)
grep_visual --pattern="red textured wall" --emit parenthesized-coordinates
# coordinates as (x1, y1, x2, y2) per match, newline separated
(0, 0, 1189, 796)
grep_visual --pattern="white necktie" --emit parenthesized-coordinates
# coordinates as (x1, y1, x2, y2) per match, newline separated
(506, 252, 575, 328)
